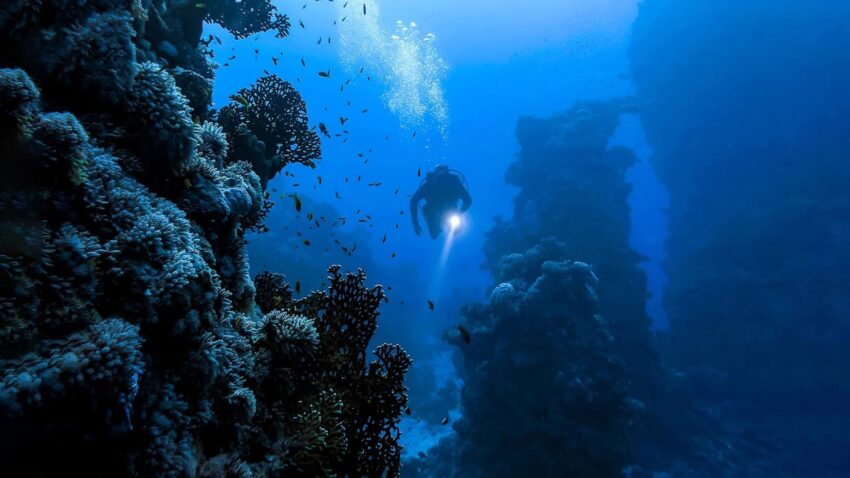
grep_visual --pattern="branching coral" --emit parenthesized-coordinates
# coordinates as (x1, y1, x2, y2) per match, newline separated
(217, 74, 322, 186)
(205, 0, 291, 39)
(282, 266, 412, 478)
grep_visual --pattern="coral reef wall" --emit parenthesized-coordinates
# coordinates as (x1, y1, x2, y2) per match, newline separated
(484, 101, 660, 404)
(630, 0, 850, 474)
(0, 0, 408, 476)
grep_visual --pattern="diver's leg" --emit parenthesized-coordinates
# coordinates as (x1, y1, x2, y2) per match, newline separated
(423, 205, 441, 239)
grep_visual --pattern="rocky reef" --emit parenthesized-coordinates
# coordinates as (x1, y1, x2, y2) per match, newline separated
(451, 240, 632, 477)
(485, 101, 660, 407)
(0, 0, 409, 476)
(630, 1, 850, 475)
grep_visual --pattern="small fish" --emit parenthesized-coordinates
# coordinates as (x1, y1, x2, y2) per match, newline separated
(368, 182, 382, 187)
(317, 36, 322, 45)
(394, 188, 399, 195)
(303, 240, 311, 246)
(295, 281, 301, 294)
(232, 94, 250, 107)
(427, 300, 435, 311)
(441, 417, 449, 426)
(318, 69, 331, 78)
(319, 123, 330, 138)
(195, 3, 207, 9)
(293, 194, 302, 212)
(417, 168, 421, 177)
(391, 252, 396, 258)
(360, 66, 365, 74)
(299, 20, 305, 28)
(405, 408, 411, 416)
(317, 175, 323, 184)
(339, 116, 348, 125)
(363, 3, 366, 14)
(301, 57, 306, 67)
(457, 324, 471, 344)
(272, 56, 279, 65)
(361, 108, 369, 113)
(382, 233, 387, 243)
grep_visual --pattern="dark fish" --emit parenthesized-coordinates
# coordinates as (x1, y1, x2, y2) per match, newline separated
(339, 116, 348, 125)
(427, 300, 435, 311)
(368, 182, 382, 186)
(417, 168, 421, 177)
(360, 66, 365, 74)
(295, 281, 301, 294)
(363, 3, 366, 14)
(227, 55, 236, 60)
(391, 252, 396, 258)
(441, 417, 449, 426)
(457, 324, 471, 344)
(233, 94, 250, 107)
(382, 233, 387, 243)
(405, 408, 411, 416)
(301, 57, 306, 67)
(293, 194, 302, 212)
(317, 175, 323, 184)
(342, 16, 347, 22)
(272, 56, 279, 65)
(299, 20, 305, 28)
(303, 240, 311, 246)
(317, 36, 322, 45)
(361, 108, 369, 113)
(318, 69, 330, 78)
(319, 122, 330, 138)
(394, 188, 399, 195)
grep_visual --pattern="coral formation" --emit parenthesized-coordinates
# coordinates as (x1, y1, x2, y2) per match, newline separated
(409, 240, 631, 477)
(217, 74, 322, 187)
(0, 0, 409, 476)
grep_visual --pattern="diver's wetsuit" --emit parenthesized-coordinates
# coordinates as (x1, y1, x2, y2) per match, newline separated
(410, 168, 472, 239)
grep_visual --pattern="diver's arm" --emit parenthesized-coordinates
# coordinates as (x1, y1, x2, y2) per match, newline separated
(458, 183, 472, 213)
(410, 188, 424, 235)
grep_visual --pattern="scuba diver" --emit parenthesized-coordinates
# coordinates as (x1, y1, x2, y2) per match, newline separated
(410, 165, 472, 239)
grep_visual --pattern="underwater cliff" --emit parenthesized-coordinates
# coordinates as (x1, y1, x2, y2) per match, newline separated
(0, 0, 410, 476)
(630, 0, 850, 475)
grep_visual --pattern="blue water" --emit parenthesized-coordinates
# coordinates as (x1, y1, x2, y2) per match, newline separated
(203, 0, 850, 474)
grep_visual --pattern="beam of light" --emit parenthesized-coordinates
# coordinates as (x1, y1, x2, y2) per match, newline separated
(429, 214, 463, 300)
